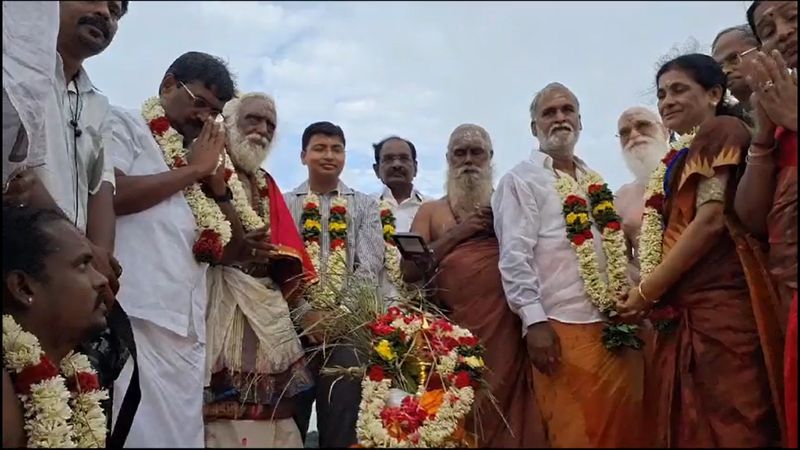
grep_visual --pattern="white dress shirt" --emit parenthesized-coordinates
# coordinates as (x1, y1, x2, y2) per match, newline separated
(108, 106, 207, 343)
(32, 53, 115, 233)
(493, 150, 607, 337)
(2, 1, 58, 185)
(376, 185, 428, 232)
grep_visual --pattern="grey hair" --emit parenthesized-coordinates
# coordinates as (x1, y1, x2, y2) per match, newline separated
(447, 123, 493, 152)
(528, 82, 580, 121)
(712, 24, 758, 51)
(222, 92, 276, 129)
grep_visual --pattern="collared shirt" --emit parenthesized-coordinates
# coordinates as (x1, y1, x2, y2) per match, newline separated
(33, 53, 115, 233)
(493, 150, 607, 337)
(108, 106, 207, 343)
(375, 185, 428, 232)
(2, 1, 58, 185)
(285, 180, 384, 281)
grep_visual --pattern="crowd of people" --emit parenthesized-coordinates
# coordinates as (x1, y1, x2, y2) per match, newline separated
(1, 0, 796, 448)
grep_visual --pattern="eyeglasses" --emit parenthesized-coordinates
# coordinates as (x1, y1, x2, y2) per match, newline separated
(720, 46, 758, 71)
(179, 82, 223, 116)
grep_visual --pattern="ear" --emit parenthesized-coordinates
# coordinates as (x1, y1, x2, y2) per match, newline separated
(708, 85, 724, 107)
(300, 149, 308, 166)
(530, 121, 538, 138)
(5, 272, 36, 311)
(489, 150, 495, 160)
(578, 114, 583, 131)
(372, 163, 380, 178)
(412, 160, 418, 177)
(160, 74, 178, 97)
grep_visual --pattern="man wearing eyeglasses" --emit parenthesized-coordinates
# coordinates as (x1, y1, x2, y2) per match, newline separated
(613, 107, 669, 285)
(107, 51, 239, 448)
(712, 24, 760, 112)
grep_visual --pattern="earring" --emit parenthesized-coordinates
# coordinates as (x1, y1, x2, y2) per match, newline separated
(26, 296, 33, 305)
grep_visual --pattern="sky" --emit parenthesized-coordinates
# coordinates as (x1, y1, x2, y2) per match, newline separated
(87, 0, 752, 198)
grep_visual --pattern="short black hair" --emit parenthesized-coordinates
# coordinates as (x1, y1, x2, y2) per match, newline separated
(164, 51, 236, 103)
(121, 1, 129, 16)
(712, 24, 759, 50)
(372, 136, 417, 164)
(747, 1, 763, 43)
(302, 121, 346, 151)
(3, 206, 70, 282)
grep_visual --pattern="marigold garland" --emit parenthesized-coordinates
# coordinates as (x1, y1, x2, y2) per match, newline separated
(301, 193, 348, 308)
(379, 200, 403, 288)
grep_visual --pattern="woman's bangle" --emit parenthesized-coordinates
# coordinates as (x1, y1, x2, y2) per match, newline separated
(638, 281, 658, 305)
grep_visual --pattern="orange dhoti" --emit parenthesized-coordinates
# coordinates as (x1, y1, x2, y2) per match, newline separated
(531, 320, 645, 448)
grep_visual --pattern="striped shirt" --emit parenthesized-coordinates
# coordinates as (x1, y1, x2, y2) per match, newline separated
(284, 180, 384, 282)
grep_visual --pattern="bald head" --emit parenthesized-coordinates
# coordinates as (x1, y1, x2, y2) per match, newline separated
(447, 124, 492, 153)
(617, 106, 669, 181)
(224, 92, 278, 174)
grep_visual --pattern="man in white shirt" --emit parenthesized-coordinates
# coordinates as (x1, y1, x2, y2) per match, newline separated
(492, 82, 645, 447)
(108, 51, 239, 448)
(372, 136, 427, 232)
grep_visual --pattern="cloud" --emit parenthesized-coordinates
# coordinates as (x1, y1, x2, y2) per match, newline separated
(87, 1, 750, 198)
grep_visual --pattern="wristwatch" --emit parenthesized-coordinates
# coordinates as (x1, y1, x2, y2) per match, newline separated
(212, 187, 233, 203)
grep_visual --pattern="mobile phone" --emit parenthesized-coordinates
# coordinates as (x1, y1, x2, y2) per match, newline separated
(391, 232, 431, 258)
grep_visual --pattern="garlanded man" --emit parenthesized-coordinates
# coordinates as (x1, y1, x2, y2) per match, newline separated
(401, 124, 549, 447)
(108, 51, 241, 447)
(372, 136, 428, 233)
(493, 83, 644, 447)
(284, 121, 384, 448)
(712, 24, 760, 112)
(204, 93, 317, 448)
(614, 106, 670, 284)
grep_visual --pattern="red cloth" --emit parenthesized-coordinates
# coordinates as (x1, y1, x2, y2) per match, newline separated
(776, 127, 798, 167)
(263, 172, 317, 300)
(787, 293, 798, 448)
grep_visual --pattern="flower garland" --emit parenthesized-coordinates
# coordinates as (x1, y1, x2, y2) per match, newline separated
(356, 307, 483, 447)
(2, 315, 108, 448)
(554, 170, 640, 350)
(223, 159, 271, 234)
(637, 128, 698, 332)
(379, 200, 403, 287)
(141, 97, 231, 263)
(301, 193, 348, 308)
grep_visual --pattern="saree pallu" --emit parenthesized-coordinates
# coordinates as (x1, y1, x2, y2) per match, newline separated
(647, 117, 784, 447)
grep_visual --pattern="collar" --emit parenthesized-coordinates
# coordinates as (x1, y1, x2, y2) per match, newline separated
(292, 179, 354, 196)
(529, 149, 589, 172)
(379, 185, 425, 204)
(56, 53, 98, 94)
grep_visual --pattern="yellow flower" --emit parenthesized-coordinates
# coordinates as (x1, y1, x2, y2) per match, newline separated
(375, 340, 396, 362)
(304, 219, 322, 231)
(566, 212, 578, 224)
(463, 356, 484, 369)
(593, 200, 613, 216)
(383, 224, 395, 235)
(577, 213, 589, 224)
(329, 221, 347, 233)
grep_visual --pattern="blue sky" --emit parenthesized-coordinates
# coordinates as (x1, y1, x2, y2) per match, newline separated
(87, 1, 753, 198)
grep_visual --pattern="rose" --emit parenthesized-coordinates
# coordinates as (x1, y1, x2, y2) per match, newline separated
(303, 202, 318, 211)
(572, 234, 588, 246)
(565, 195, 588, 206)
(370, 322, 395, 337)
(368, 365, 385, 381)
(452, 371, 472, 389)
(458, 336, 479, 347)
(193, 229, 224, 263)
(331, 238, 346, 249)
(606, 221, 621, 231)
(380, 209, 391, 218)
(14, 356, 59, 395)
(331, 205, 347, 215)
(68, 372, 100, 393)
(645, 193, 664, 212)
(588, 184, 604, 195)
(148, 116, 171, 135)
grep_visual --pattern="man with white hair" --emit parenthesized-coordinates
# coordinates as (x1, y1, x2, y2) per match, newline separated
(615, 106, 670, 284)
(401, 124, 549, 447)
(492, 83, 645, 447)
(203, 93, 318, 448)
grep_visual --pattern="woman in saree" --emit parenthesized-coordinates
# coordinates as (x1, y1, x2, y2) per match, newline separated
(736, 1, 797, 446)
(616, 53, 784, 447)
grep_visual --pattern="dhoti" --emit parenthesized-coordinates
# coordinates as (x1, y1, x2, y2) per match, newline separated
(112, 317, 205, 448)
(531, 320, 644, 448)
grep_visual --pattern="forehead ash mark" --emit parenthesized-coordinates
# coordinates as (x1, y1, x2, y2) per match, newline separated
(448, 124, 492, 150)
(619, 107, 661, 127)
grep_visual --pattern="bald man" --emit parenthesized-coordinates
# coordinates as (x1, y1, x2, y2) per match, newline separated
(401, 124, 548, 448)
(492, 83, 645, 447)
(614, 107, 669, 285)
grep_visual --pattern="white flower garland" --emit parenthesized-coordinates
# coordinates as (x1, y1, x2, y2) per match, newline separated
(553, 170, 628, 313)
(301, 193, 348, 308)
(224, 159, 271, 233)
(3, 315, 108, 448)
(379, 200, 403, 287)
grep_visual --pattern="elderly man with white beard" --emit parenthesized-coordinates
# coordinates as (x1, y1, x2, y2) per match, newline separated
(492, 83, 645, 447)
(203, 93, 318, 448)
(401, 124, 549, 447)
(614, 106, 669, 285)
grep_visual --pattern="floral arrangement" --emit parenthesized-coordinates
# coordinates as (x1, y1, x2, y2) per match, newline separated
(356, 306, 484, 447)
(3, 315, 108, 448)
(379, 200, 403, 287)
(223, 158, 271, 234)
(554, 170, 641, 351)
(301, 193, 349, 309)
(637, 128, 697, 332)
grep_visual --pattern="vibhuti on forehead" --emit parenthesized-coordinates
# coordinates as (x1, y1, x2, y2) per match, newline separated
(447, 123, 493, 151)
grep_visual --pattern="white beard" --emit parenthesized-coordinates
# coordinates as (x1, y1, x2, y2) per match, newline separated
(227, 125, 271, 175)
(540, 125, 580, 157)
(446, 164, 494, 220)
(622, 141, 668, 182)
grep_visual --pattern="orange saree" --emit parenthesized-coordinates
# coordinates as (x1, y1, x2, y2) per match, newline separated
(647, 117, 785, 447)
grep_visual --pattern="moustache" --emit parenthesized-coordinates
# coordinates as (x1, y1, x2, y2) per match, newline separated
(78, 15, 110, 39)
(245, 133, 269, 147)
(548, 123, 573, 135)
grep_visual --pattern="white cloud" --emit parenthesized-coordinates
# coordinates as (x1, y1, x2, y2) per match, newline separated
(87, 0, 751, 198)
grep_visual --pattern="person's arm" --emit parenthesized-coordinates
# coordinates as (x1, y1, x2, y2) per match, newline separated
(87, 180, 115, 252)
(734, 144, 778, 236)
(114, 166, 206, 216)
(492, 173, 548, 337)
(640, 170, 731, 300)
(353, 196, 385, 280)
(2, 369, 24, 448)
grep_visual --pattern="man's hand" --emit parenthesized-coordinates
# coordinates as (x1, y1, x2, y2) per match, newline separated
(239, 228, 278, 263)
(525, 321, 561, 376)
(455, 206, 493, 241)
(3, 169, 39, 207)
(300, 309, 327, 345)
(203, 159, 228, 198)
(616, 286, 651, 324)
(186, 117, 226, 178)
(88, 242, 121, 309)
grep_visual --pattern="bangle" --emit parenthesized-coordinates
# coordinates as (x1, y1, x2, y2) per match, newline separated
(751, 140, 775, 149)
(212, 187, 233, 203)
(638, 281, 657, 304)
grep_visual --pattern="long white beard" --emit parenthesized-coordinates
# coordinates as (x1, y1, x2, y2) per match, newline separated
(446, 164, 494, 220)
(622, 141, 668, 181)
(227, 125, 271, 175)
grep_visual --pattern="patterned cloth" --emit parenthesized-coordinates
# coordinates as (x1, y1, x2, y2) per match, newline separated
(205, 418, 302, 448)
